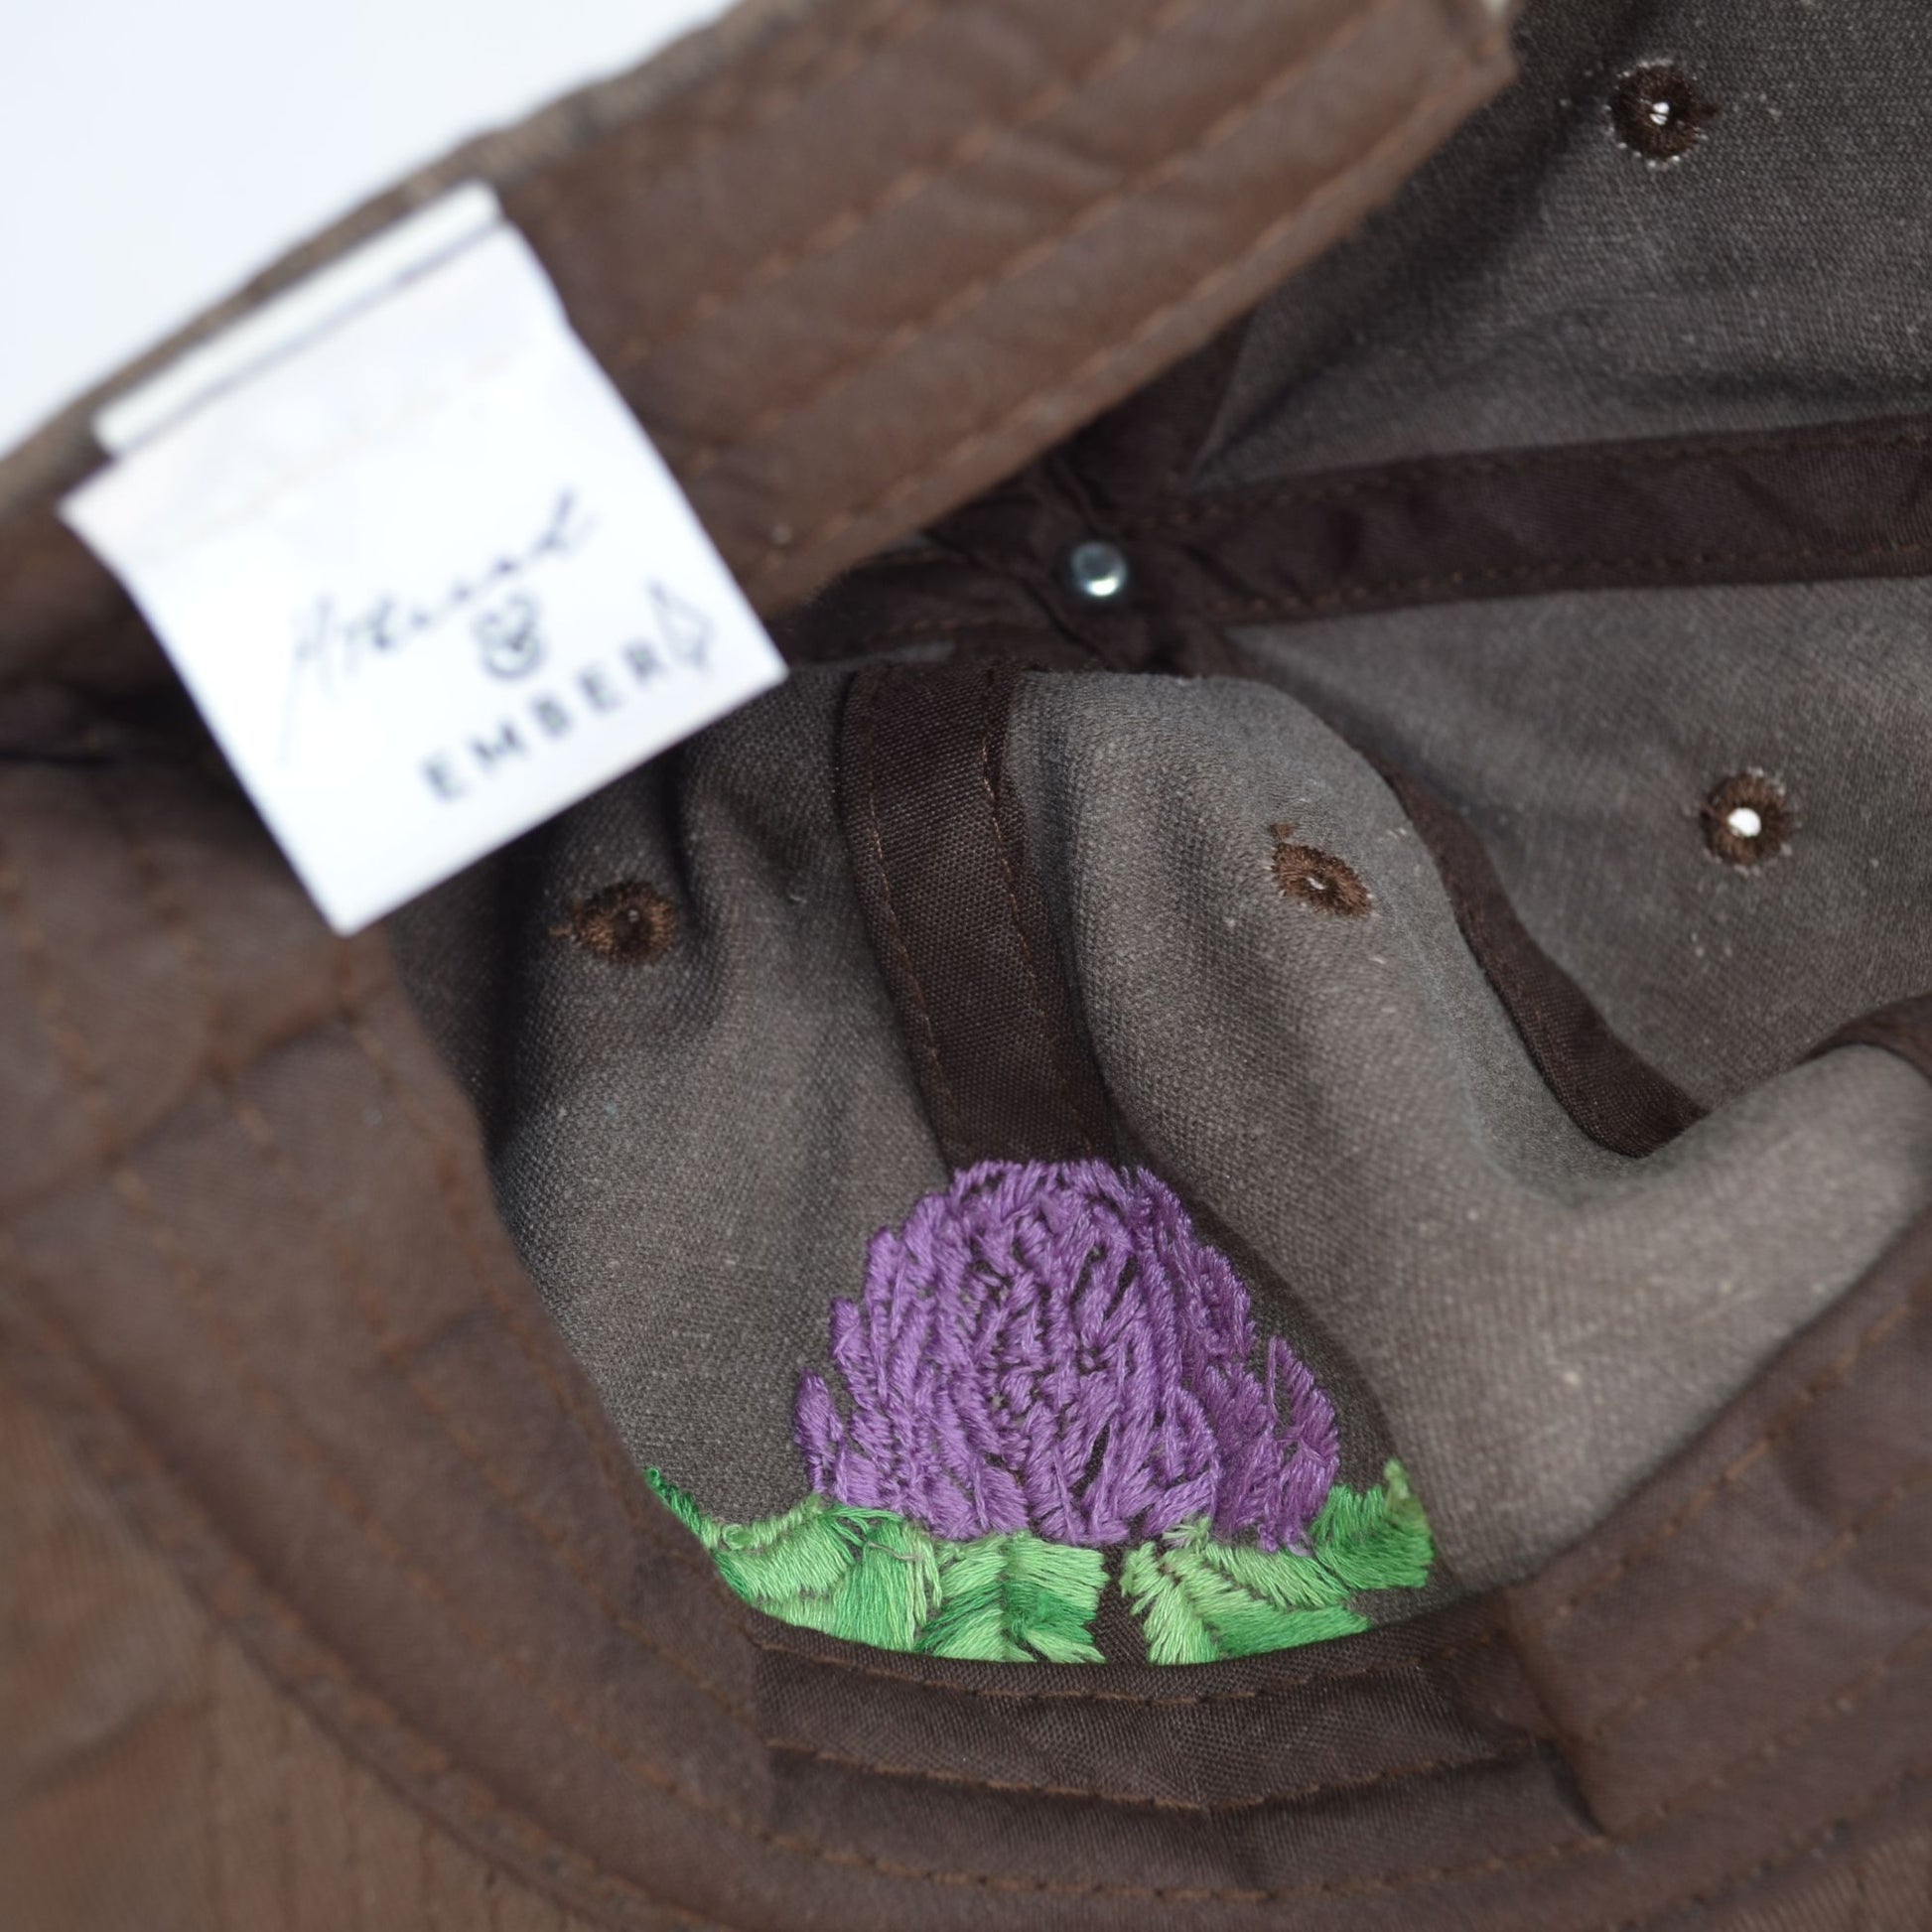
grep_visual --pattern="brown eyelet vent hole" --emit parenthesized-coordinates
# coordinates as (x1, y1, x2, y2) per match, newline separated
(558, 881, 679, 962)
(1702, 771, 1792, 869)
(1610, 62, 1721, 163)
(1271, 824, 1372, 917)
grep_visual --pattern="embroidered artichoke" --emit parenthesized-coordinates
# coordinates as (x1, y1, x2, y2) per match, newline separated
(793, 1160, 1340, 1550)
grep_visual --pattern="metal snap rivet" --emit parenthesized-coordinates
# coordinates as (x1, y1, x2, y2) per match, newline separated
(1064, 538, 1132, 603)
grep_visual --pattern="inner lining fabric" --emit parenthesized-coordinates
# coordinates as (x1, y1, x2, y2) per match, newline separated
(390, 0, 1932, 1623)
(1200, 0, 1932, 483)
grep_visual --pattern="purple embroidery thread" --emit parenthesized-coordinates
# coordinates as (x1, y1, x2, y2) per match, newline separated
(794, 1161, 1339, 1550)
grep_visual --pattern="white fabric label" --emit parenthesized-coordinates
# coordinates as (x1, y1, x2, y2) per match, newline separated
(62, 189, 785, 933)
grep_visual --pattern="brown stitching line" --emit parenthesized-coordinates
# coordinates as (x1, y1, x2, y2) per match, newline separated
(98, 791, 768, 1732)
(1199, 529, 1932, 621)
(613, 0, 1217, 371)
(331, 973, 726, 1594)
(740, 1621, 1505, 1703)
(765, 1732, 1538, 1815)
(344, 1750, 367, 1932)
(275, 1696, 296, 1932)
(974, 661, 1099, 1157)
(1531, 1285, 1924, 1634)
(1124, 423, 1932, 533)
(1576, 1454, 1932, 1748)
(858, 663, 976, 1160)
(700, 0, 1411, 486)
(335, 973, 752, 1604)
(420, 1815, 438, 1932)
(743, 18, 1500, 586)
(624, 0, 944, 188)
(0, 840, 848, 1882)
(203, 1620, 227, 1932)
(1624, 1615, 1932, 1836)
(1610, 1760, 1932, 1932)
(0, 1277, 733, 1932)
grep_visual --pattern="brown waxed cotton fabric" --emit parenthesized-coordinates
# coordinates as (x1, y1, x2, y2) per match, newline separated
(0, 0, 1514, 671)
(7, 0, 1932, 1929)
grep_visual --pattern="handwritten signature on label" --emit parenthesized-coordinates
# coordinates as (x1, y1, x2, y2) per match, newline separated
(280, 490, 595, 761)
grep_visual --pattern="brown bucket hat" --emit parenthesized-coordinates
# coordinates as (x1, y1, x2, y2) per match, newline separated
(6, 1, 1932, 1927)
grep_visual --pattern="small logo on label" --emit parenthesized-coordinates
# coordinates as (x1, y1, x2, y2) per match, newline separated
(474, 591, 546, 680)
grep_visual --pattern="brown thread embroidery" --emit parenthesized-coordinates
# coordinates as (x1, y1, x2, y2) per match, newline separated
(1272, 823, 1372, 917)
(1702, 770, 1792, 870)
(743, 41, 1503, 587)
(1609, 62, 1721, 165)
(560, 881, 680, 963)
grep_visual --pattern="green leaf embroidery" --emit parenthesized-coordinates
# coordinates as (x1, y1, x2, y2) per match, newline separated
(648, 1459, 1433, 1665)
(918, 1531, 1107, 1664)
(645, 1472, 939, 1652)
(1120, 1461, 1434, 1665)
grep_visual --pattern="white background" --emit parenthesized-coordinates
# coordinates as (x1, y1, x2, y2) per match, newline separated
(0, 0, 736, 461)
